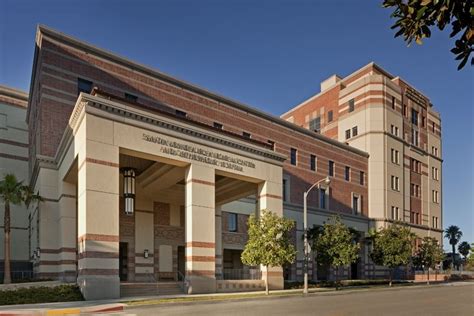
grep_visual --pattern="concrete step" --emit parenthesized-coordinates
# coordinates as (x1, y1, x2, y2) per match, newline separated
(120, 282, 183, 297)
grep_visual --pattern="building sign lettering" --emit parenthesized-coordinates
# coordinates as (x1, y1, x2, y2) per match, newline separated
(142, 133, 255, 172)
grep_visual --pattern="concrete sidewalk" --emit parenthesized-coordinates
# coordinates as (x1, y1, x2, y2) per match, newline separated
(1, 281, 472, 314)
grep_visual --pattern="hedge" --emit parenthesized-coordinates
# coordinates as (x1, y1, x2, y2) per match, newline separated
(0, 284, 84, 305)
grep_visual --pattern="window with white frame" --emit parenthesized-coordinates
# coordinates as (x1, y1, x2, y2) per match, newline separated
(391, 206, 399, 220)
(352, 194, 361, 215)
(391, 175, 400, 191)
(432, 167, 439, 180)
(391, 148, 399, 164)
(228, 213, 238, 232)
(432, 190, 439, 203)
(282, 177, 290, 202)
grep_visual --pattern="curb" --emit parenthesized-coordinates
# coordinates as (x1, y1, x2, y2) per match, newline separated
(0, 304, 125, 315)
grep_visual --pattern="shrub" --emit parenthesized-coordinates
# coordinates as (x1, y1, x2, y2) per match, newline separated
(0, 284, 84, 305)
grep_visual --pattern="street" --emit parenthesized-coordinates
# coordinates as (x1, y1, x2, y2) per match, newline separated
(127, 283, 474, 316)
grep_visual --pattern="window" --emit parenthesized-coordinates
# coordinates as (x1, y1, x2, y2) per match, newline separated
(267, 140, 275, 150)
(175, 109, 187, 118)
(348, 99, 355, 112)
(432, 122, 436, 133)
(391, 149, 399, 164)
(310, 154, 317, 171)
(309, 117, 321, 133)
(432, 146, 438, 156)
(77, 78, 92, 95)
(411, 109, 419, 126)
(391, 175, 399, 191)
(345, 129, 351, 140)
(228, 213, 238, 232)
(359, 171, 365, 185)
(422, 116, 426, 127)
(432, 190, 439, 203)
(319, 188, 327, 209)
(411, 159, 421, 173)
(282, 178, 289, 202)
(328, 161, 335, 177)
(352, 195, 360, 215)
(213, 122, 223, 130)
(345, 166, 350, 181)
(411, 128, 419, 146)
(328, 110, 333, 122)
(290, 148, 297, 165)
(390, 124, 399, 137)
(432, 216, 439, 228)
(125, 92, 138, 102)
(403, 105, 407, 116)
(411, 184, 420, 197)
(242, 132, 251, 139)
(352, 126, 358, 137)
(391, 96, 396, 109)
(391, 206, 399, 220)
(432, 167, 439, 180)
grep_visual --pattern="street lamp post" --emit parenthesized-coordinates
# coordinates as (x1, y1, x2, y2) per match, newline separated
(303, 176, 331, 295)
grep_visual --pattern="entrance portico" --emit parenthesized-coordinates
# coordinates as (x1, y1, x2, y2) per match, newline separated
(38, 91, 286, 300)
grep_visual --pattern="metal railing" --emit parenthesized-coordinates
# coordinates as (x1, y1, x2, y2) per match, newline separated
(177, 271, 188, 292)
(0, 271, 34, 282)
(222, 269, 261, 280)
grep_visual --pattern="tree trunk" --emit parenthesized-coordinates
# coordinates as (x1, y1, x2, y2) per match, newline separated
(452, 244, 456, 270)
(389, 268, 393, 287)
(3, 202, 11, 284)
(265, 265, 269, 295)
(335, 267, 338, 291)
(427, 268, 430, 285)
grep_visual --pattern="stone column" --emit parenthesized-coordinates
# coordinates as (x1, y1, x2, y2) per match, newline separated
(57, 181, 77, 282)
(185, 164, 216, 293)
(257, 179, 284, 290)
(215, 204, 223, 280)
(76, 137, 120, 300)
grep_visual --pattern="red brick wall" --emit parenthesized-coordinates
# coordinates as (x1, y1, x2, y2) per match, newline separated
(30, 34, 369, 216)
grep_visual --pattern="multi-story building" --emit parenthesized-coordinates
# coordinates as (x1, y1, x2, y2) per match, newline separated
(0, 86, 31, 278)
(0, 25, 442, 300)
(282, 63, 443, 242)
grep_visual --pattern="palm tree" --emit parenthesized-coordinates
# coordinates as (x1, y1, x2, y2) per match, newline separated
(444, 225, 463, 269)
(0, 174, 42, 284)
(458, 241, 471, 260)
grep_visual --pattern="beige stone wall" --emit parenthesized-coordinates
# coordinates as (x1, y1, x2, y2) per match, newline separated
(0, 89, 30, 266)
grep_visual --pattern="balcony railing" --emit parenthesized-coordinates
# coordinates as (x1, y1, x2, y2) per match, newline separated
(222, 268, 261, 280)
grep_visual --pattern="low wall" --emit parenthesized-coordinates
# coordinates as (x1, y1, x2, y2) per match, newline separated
(0, 280, 65, 291)
(413, 273, 449, 282)
(216, 280, 265, 293)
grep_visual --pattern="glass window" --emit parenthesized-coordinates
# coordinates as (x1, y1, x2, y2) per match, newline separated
(176, 109, 187, 118)
(214, 122, 223, 130)
(310, 154, 316, 171)
(360, 171, 364, 185)
(282, 179, 288, 202)
(345, 166, 350, 181)
(349, 99, 355, 112)
(412, 109, 419, 126)
(125, 93, 138, 102)
(352, 195, 359, 215)
(328, 110, 333, 122)
(228, 213, 238, 232)
(267, 140, 275, 150)
(309, 117, 321, 133)
(290, 148, 297, 165)
(77, 78, 92, 95)
(352, 126, 358, 137)
(242, 132, 251, 139)
(319, 188, 326, 209)
(345, 129, 351, 140)
(391, 96, 396, 109)
(329, 160, 334, 177)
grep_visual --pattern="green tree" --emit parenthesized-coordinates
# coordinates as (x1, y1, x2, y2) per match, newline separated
(314, 216, 360, 290)
(0, 174, 42, 284)
(458, 241, 471, 260)
(413, 237, 444, 284)
(444, 225, 463, 268)
(369, 223, 415, 287)
(383, 0, 473, 70)
(241, 210, 296, 295)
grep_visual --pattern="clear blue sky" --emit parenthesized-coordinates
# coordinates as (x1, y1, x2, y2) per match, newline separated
(1, 0, 473, 247)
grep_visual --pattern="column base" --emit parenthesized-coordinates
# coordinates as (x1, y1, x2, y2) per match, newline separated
(187, 275, 216, 294)
(77, 275, 120, 300)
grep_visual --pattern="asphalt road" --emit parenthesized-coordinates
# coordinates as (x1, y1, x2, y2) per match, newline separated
(126, 282, 474, 316)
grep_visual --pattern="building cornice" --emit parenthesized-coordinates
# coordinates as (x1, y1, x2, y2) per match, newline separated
(0, 85, 28, 108)
(32, 25, 369, 158)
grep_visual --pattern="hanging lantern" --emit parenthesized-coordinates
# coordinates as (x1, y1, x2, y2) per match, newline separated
(121, 167, 136, 216)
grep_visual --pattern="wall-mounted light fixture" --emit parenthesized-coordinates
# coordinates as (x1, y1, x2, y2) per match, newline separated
(36, 247, 41, 259)
(144, 249, 149, 259)
(121, 167, 136, 216)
